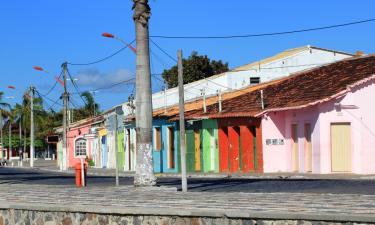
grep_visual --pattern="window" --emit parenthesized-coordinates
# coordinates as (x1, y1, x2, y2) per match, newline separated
(250, 77, 260, 85)
(75, 138, 87, 157)
(154, 127, 162, 151)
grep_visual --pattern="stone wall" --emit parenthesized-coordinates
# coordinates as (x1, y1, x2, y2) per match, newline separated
(0, 209, 373, 225)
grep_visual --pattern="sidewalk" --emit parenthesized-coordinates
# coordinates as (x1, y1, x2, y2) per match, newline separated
(9, 159, 375, 180)
(1, 183, 375, 223)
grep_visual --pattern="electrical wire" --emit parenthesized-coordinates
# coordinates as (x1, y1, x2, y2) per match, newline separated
(34, 89, 63, 110)
(37, 70, 64, 97)
(150, 39, 178, 63)
(67, 40, 135, 66)
(71, 77, 136, 95)
(67, 68, 88, 106)
(150, 18, 375, 39)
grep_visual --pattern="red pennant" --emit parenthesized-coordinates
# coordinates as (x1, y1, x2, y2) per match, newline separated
(7, 86, 16, 89)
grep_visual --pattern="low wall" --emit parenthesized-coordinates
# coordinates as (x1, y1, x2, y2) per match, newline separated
(0, 209, 374, 225)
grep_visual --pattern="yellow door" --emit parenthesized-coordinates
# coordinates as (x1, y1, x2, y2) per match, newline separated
(291, 124, 299, 172)
(331, 123, 352, 172)
(304, 124, 312, 172)
(194, 129, 201, 171)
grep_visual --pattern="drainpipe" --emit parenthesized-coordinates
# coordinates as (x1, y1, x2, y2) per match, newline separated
(260, 90, 265, 110)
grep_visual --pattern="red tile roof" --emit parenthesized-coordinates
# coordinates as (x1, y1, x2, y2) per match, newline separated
(181, 55, 375, 120)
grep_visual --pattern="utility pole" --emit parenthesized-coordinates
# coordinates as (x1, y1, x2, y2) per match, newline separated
(178, 50, 188, 192)
(0, 110, 3, 158)
(114, 106, 124, 186)
(133, 0, 156, 186)
(8, 120, 11, 158)
(114, 112, 119, 186)
(218, 89, 222, 112)
(202, 88, 207, 113)
(30, 86, 35, 167)
(19, 118, 22, 166)
(62, 62, 68, 171)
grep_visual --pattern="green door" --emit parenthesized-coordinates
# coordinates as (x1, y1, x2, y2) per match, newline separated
(186, 130, 195, 172)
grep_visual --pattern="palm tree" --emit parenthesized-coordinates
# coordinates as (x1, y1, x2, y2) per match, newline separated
(133, 0, 156, 186)
(80, 91, 100, 117)
(0, 92, 11, 158)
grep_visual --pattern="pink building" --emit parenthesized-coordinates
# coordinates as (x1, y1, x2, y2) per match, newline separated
(65, 117, 103, 168)
(260, 54, 375, 174)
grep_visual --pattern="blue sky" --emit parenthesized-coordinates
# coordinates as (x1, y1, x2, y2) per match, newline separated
(0, 0, 374, 111)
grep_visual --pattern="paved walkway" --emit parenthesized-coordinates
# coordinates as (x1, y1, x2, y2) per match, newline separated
(1, 183, 375, 223)
(9, 159, 375, 180)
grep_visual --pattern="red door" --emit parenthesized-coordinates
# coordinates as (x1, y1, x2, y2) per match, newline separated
(240, 126, 255, 173)
(218, 127, 229, 172)
(228, 126, 240, 173)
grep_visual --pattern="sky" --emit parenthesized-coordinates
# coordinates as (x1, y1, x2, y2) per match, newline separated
(0, 0, 374, 111)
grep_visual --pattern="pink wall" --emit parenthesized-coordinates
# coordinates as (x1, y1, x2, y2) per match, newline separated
(67, 125, 92, 168)
(262, 78, 375, 174)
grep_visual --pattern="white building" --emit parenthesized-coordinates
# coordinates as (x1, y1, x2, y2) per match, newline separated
(123, 45, 353, 116)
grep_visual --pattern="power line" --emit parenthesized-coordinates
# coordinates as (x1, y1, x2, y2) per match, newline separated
(38, 70, 64, 97)
(67, 40, 135, 66)
(71, 77, 136, 95)
(150, 39, 178, 63)
(67, 68, 88, 106)
(150, 18, 375, 39)
(34, 89, 63, 110)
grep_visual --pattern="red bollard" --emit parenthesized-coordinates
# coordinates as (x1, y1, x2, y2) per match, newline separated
(75, 163, 82, 187)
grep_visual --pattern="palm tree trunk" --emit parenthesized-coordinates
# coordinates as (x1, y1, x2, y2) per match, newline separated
(9, 123, 11, 158)
(19, 119, 22, 161)
(133, 0, 156, 186)
(24, 127, 26, 158)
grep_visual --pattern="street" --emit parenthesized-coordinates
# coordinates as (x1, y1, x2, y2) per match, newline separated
(2, 165, 375, 194)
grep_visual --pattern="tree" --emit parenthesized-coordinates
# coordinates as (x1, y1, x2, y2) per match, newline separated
(162, 51, 229, 88)
(133, 0, 156, 186)
(80, 91, 100, 118)
(0, 91, 11, 155)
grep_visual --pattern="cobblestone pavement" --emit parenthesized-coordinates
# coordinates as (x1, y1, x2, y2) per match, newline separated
(1, 183, 375, 222)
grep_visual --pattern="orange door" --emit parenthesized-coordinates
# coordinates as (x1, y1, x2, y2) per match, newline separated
(194, 129, 201, 171)
(228, 127, 240, 173)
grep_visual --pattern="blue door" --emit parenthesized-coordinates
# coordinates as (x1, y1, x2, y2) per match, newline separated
(101, 136, 107, 168)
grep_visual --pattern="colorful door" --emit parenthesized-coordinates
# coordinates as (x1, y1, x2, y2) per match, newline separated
(218, 128, 229, 172)
(291, 124, 299, 172)
(186, 130, 195, 172)
(240, 126, 255, 173)
(304, 124, 312, 172)
(168, 127, 175, 169)
(101, 136, 107, 168)
(228, 126, 240, 173)
(194, 129, 201, 171)
(331, 123, 352, 172)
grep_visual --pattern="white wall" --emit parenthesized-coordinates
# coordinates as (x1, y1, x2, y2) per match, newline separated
(121, 47, 352, 117)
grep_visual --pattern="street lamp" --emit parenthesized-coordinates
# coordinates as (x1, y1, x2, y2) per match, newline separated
(101, 32, 137, 54)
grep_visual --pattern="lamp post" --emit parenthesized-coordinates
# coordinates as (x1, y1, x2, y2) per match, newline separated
(102, 33, 137, 54)
(33, 65, 68, 170)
